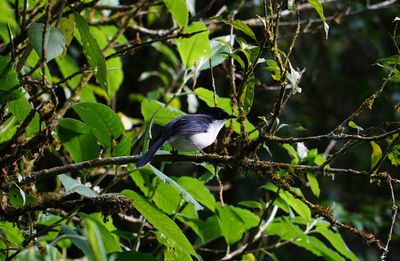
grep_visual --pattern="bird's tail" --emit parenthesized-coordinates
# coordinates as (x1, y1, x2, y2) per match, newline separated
(136, 136, 167, 168)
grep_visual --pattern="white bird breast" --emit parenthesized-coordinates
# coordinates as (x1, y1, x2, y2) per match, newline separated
(168, 119, 227, 152)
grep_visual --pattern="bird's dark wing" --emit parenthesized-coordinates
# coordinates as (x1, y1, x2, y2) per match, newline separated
(166, 114, 212, 136)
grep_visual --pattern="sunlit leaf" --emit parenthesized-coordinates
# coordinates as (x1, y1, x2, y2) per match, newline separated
(122, 190, 197, 257)
(164, 0, 188, 28)
(176, 22, 211, 68)
(141, 98, 185, 126)
(0, 56, 22, 105)
(222, 19, 256, 40)
(370, 141, 382, 170)
(307, 172, 320, 197)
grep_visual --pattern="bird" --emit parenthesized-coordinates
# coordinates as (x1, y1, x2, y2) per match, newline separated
(136, 107, 235, 167)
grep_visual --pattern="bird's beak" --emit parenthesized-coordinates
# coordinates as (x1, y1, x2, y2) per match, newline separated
(228, 115, 236, 119)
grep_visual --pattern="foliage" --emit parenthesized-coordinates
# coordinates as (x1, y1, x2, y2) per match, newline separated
(0, 0, 399, 260)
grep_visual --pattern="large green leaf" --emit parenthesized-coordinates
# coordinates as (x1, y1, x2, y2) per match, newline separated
(152, 181, 182, 215)
(122, 190, 197, 257)
(56, 118, 101, 162)
(314, 223, 358, 261)
(164, 0, 188, 29)
(267, 219, 345, 260)
(176, 22, 211, 68)
(72, 102, 124, 149)
(58, 174, 98, 197)
(0, 56, 22, 105)
(80, 214, 122, 254)
(141, 99, 185, 126)
(28, 23, 65, 63)
(84, 218, 108, 261)
(197, 215, 223, 244)
(263, 183, 311, 221)
(74, 13, 108, 92)
(178, 177, 216, 212)
(216, 204, 259, 245)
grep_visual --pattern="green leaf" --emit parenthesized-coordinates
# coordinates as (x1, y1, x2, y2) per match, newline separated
(24, 49, 52, 82)
(198, 215, 223, 244)
(58, 174, 99, 197)
(122, 190, 197, 257)
(178, 177, 216, 212)
(307, 0, 329, 38)
(153, 42, 179, 68)
(141, 99, 185, 126)
(28, 23, 65, 63)
(149, 165, 203, 211)
(55, 54, 81, 88)
(267, 219, 344, 260)
(0, 1, 16, 27)
(152, 179, 182, 215)
(216, 204, 259, 245)
(59, 15, 75, 47)
(80, 214, 121, 254)
(8, 184, 26, 208)
(238, 200, 264, 209)
(72, 102, 124, 148)
(315, 223, 358, 261)
(8, 96, 40, 137)
(176, 22, 211, 68)
(0, 222, 24, 247)
(306, 172, 320, 197)
(348, 120, 363, 133)
(89, 26, 124, 98)
(223, 20, 256, 40)
(370, 141, 382, 170)
(0, 56, 22, 105)
(241, 76, 256, 114)
(0, 116, 18, 144)
(74, 13, 108, 92)
(263, 184, 311, 221)
(197, 36, 230, 71)
(112, 134, 132, 157)
(194, 87, 232, 113)
(282, 143, 299, 164)
(266, 59, 281, 81)
(56, 118, 101, 162)
(61, 224, 93, 258)
(84, 218, 108, 261)
(164, 0, 188, 28)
